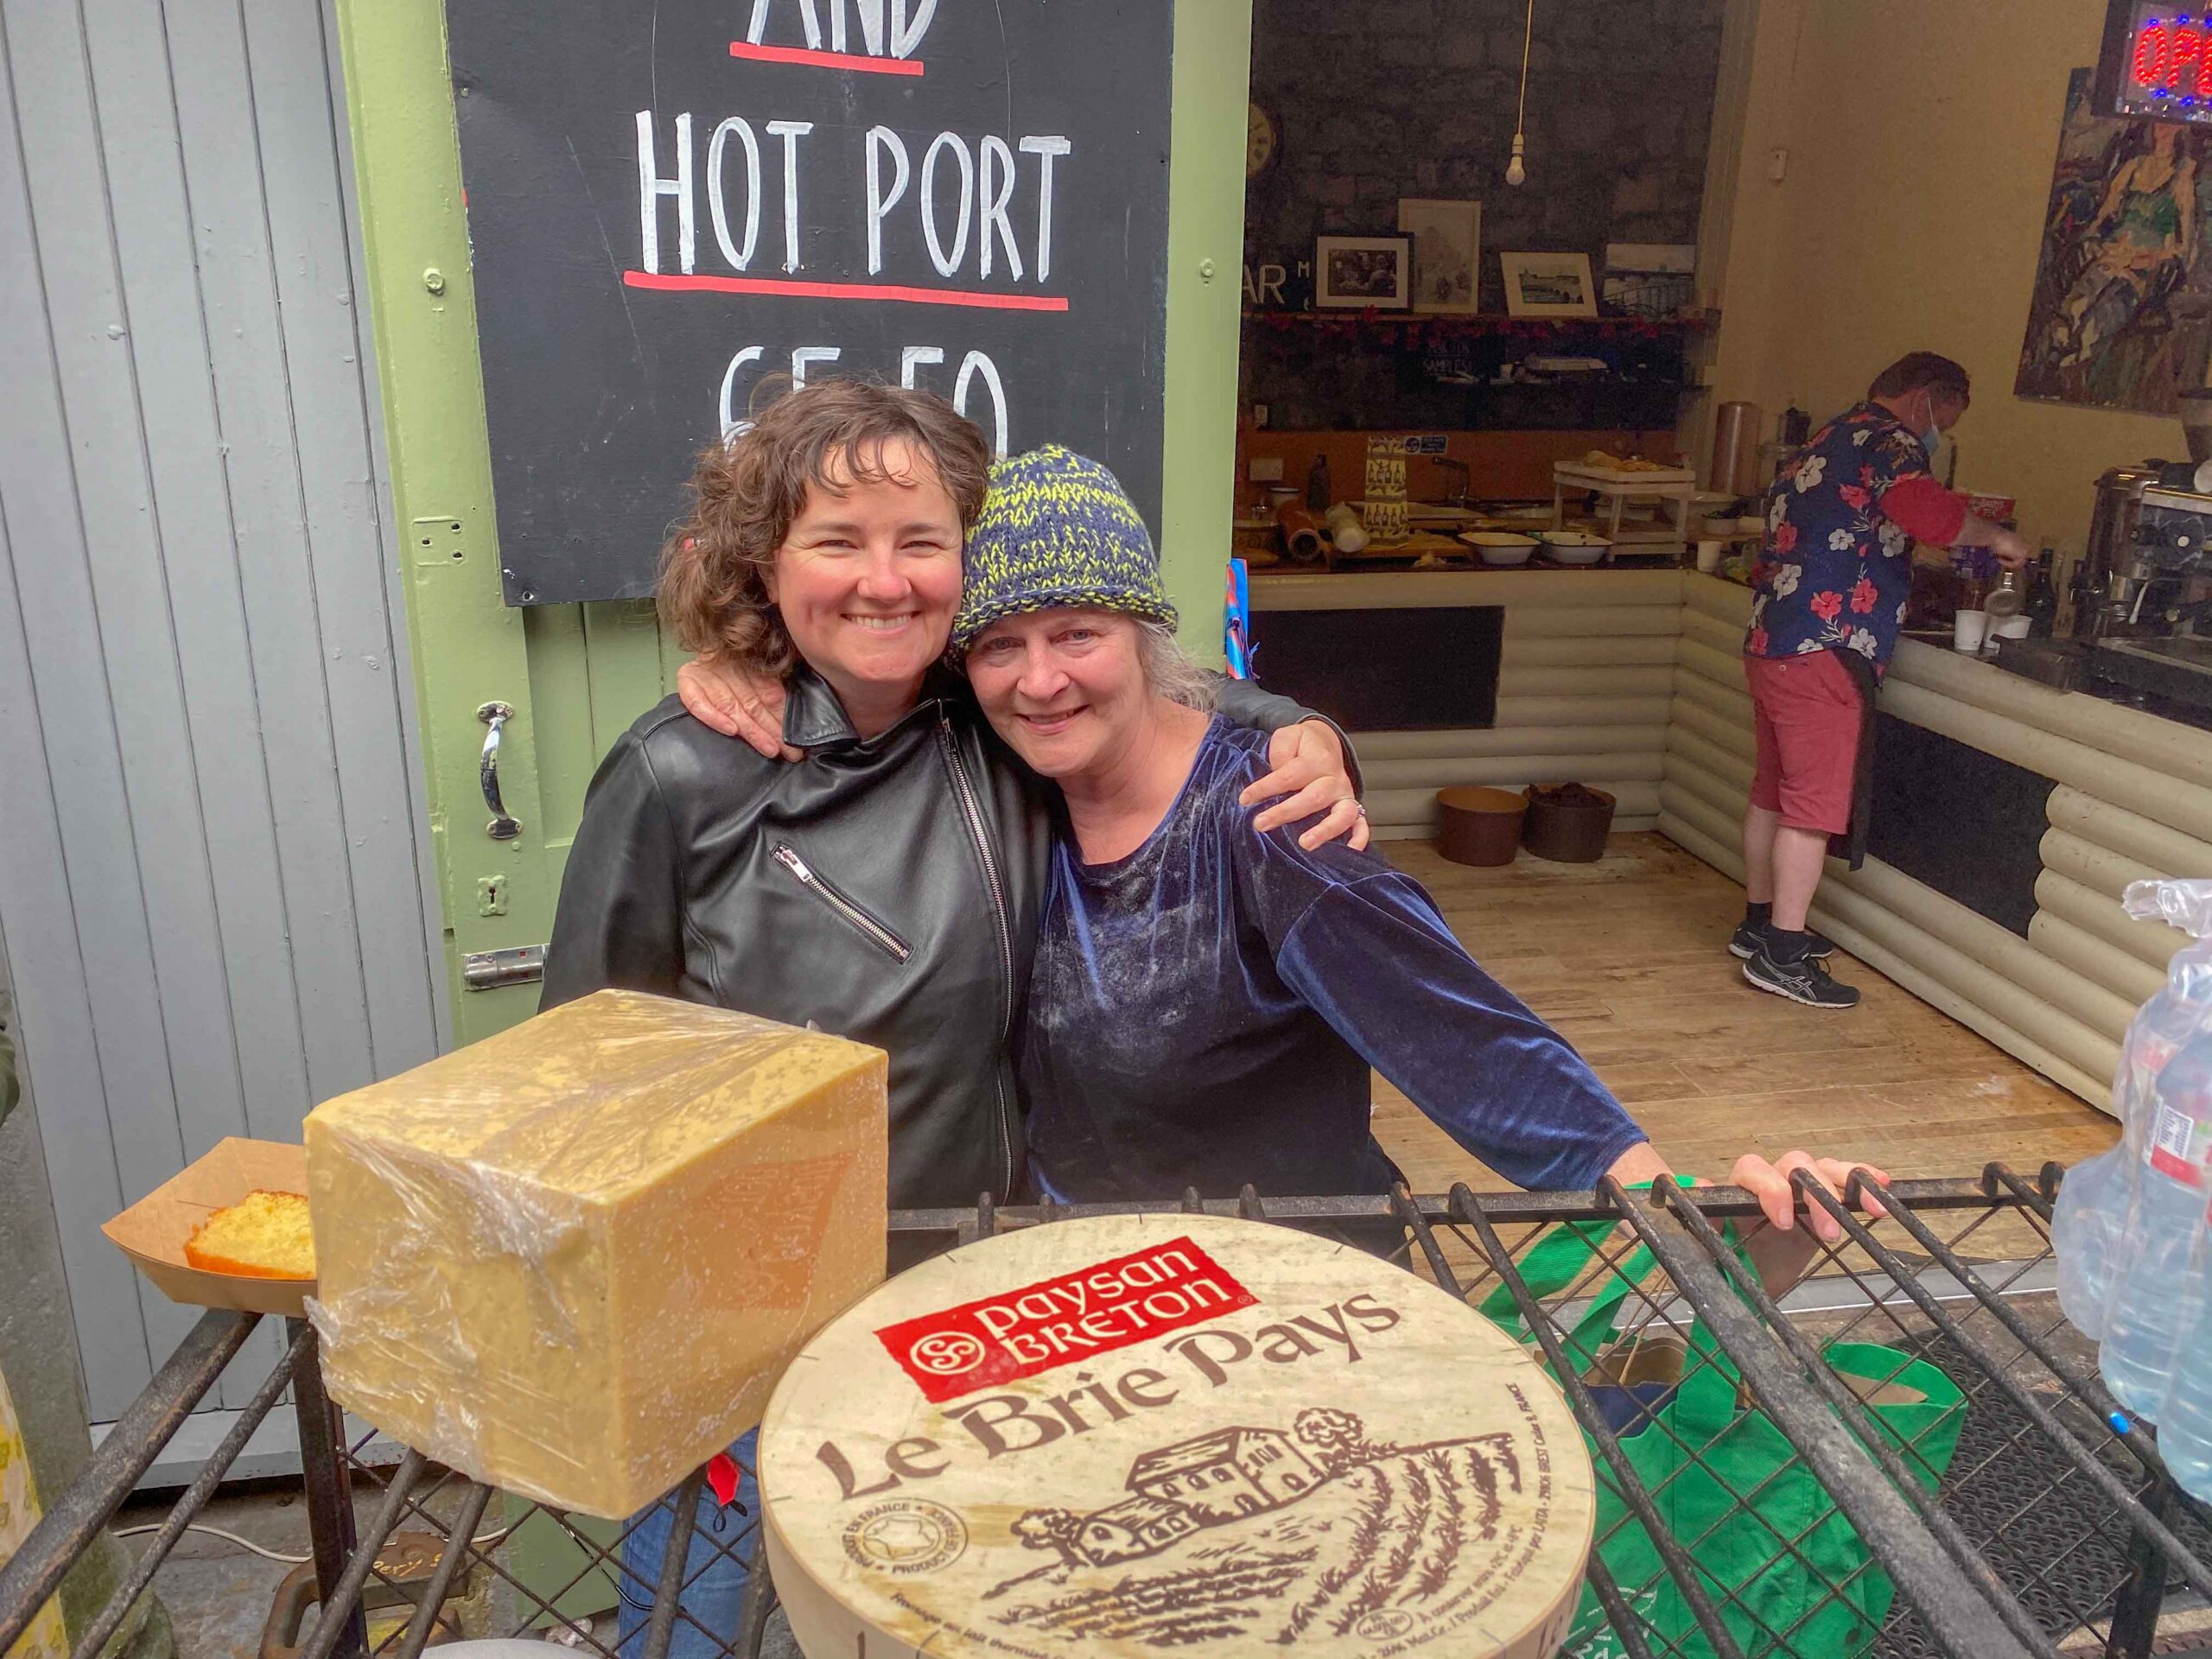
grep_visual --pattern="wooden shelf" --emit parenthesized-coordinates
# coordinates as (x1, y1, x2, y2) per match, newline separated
(1242, 309, 1719, 335)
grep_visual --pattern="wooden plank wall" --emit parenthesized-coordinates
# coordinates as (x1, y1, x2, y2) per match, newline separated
(0, 0, 442, 1415)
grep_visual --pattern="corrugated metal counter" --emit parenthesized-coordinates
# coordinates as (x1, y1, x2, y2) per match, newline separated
(1664, 575, 2212, 1114)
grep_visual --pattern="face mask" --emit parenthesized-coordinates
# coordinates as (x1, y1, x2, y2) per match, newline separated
(1917, 393, 1942, 457)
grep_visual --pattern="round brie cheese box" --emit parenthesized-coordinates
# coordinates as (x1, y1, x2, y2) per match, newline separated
(760, 1214, 1592, 1659)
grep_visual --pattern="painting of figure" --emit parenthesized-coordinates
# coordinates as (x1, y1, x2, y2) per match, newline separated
(2017, 69, 2212, 415)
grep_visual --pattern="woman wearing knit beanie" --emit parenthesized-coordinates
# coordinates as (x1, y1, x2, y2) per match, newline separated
(950, 445, 1890, 1271)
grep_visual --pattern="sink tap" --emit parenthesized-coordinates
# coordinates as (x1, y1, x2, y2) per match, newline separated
(1431, 457, 1471, 509)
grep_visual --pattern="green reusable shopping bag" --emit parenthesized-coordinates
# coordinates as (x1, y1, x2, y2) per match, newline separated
(1478, 1194, 1967, 1659)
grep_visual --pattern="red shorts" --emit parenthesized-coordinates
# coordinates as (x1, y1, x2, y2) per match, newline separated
(1745, 652, 1864, 836)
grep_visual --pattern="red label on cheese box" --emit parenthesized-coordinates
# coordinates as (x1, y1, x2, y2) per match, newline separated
(873, 1235, 1256, 1403)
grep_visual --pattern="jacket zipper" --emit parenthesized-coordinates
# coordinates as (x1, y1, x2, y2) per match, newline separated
(771, 844, 912, 963)
(938, 716, 1019, 1197)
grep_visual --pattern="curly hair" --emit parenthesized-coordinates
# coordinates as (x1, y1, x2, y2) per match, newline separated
(657, 379, 994, 677)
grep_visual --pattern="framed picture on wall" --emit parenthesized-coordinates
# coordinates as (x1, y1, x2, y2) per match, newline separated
(1396, 199, 1482, 313)
(1499, 251, 1599, 318)
(1602, 242, 1697, 318)
(1314, 235, 1413, 309)
(2016, 67, 2211, 416)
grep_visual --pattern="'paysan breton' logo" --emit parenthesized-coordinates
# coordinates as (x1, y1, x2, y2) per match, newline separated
(874, 1237, 1257, 1402)
(906, 1332, 988, 1375)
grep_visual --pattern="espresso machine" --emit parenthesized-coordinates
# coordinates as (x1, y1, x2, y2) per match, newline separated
(2066, 395, 2212, 720)
(2079, 461, 2212, 639)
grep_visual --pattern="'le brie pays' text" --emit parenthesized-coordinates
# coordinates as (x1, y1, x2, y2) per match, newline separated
(819, 1293, 1404, 1503)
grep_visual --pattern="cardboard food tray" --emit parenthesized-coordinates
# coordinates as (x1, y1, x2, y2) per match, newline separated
(102, 1136, 315, 1317)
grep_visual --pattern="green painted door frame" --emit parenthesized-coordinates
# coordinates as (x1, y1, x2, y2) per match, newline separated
(332, 0, 1253, 1052)
(1160, 3, 1258, 654)
(335, 0, 543, 1049)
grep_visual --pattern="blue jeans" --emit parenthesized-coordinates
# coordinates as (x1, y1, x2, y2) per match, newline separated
(615, 1431, 760, 1659)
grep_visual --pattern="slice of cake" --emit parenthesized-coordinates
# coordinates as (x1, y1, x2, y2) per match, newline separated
(184, 1189, 316, 1280)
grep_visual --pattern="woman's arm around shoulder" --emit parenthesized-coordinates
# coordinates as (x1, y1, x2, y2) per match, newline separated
(1214, 677, 1369, 850)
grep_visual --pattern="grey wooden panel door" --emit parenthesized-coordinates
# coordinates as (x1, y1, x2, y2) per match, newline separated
(0, 0, 446, 1419)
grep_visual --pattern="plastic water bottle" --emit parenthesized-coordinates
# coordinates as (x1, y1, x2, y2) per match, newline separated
(2054, 1147, 2131, 1341)
(2056, 880, 2212, 1340)
(2097, 1033, 2212, 1422)
(2057, 989, 2206, 1338)
(2154, 1211, 2212, 1501)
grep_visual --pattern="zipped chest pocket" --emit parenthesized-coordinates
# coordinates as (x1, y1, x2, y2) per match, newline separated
(771, 843, 912, 963)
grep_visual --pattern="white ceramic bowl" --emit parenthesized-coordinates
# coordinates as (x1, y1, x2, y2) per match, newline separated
(1540, 531, 1611, 566)
(1459, 531, 1538, 567)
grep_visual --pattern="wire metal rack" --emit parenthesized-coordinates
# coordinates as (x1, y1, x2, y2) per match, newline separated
(5, 1166, 2210, 1659)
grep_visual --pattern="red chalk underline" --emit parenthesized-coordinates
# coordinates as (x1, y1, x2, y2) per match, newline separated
(728, 42, 925, 75)
(623, 271, 1070, 312)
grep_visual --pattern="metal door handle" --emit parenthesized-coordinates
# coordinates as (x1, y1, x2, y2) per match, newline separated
(477, 702, 521, 840)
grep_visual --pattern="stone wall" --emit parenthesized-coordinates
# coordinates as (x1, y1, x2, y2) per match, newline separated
(1245, 0, 1727, 316)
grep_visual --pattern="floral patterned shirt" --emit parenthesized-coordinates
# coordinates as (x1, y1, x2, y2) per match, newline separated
(1745, 403, 1931, 673)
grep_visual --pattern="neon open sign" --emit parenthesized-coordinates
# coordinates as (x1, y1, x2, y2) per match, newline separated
(2101, 0, 2212, 118)
(2133, 14, 2212, 102)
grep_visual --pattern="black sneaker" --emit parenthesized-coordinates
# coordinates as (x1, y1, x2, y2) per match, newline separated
(1729, 922, 1835, 961)
(1744, 944, 1860, 1008)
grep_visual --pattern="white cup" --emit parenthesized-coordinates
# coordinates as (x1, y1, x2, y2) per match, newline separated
(1953, 609, 1990, 653)
(1993, 613, 2031, 641)
(1695, 539, 1724, 574)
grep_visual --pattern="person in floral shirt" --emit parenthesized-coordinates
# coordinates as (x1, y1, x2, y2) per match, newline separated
(1737, 353, 2030, 1009)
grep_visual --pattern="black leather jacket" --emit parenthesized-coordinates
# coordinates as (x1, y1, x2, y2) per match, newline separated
(542, 666, 1331, 1209)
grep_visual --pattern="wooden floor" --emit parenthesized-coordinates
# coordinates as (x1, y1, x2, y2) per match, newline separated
(1369, 833, 2120, 1194)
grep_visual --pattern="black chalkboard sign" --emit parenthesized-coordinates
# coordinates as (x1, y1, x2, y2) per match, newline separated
(445, 2, 1173, 606)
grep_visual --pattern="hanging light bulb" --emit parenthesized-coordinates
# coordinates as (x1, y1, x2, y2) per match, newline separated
(1507, 0, 1535, 186)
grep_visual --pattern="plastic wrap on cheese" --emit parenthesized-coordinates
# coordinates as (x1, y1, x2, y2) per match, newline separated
(303, 988, 887, 1519)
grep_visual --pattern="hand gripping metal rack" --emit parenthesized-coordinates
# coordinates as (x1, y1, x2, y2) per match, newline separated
(6, 1166, 2212, 1659)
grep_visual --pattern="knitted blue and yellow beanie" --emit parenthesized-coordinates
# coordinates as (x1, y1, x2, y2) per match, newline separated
(951, 445, 1178, 648)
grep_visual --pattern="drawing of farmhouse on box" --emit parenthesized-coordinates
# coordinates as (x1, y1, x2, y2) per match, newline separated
(987, 1409, 1546, 1649)
(1079, 1426, 1322, 1564)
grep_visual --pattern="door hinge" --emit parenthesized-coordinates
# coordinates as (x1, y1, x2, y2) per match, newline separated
(461, 944, 545, 990)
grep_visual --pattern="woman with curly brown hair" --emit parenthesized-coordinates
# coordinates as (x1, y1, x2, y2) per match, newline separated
(541, 379, 1357, 1659)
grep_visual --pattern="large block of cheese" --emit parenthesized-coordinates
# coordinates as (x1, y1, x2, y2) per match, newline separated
(304, 988, 887, 1519)
(762, 1213, 1592, 1659)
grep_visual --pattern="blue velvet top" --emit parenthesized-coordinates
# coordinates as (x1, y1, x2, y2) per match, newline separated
(1020, 718, 1648, 1201)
